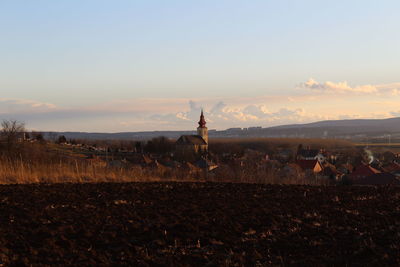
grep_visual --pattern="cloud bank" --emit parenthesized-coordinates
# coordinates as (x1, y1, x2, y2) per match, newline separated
(2, 78, 400, 131)
(0, 97, 326, 131)
(299, 78, 400, 95)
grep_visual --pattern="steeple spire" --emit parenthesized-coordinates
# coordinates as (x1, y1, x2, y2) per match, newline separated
(198, 110, 206, 128)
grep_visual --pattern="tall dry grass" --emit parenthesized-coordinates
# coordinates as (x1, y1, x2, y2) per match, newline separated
(0, 156, 331, 185)
(0, 156, 160, 184)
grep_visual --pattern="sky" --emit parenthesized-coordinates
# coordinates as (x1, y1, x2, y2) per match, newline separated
(1, 0, 400, 132)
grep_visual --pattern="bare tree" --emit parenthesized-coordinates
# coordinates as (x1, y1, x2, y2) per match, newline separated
(1, 119, 26, 154)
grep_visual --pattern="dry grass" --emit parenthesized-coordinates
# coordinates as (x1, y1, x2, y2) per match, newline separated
(0, 157, 329, 185)
(0, 156, 164, 184)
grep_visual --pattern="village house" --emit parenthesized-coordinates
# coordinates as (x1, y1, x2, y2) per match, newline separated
(321, 162, 342, 180)
(295, 159, 323, 175)
(337, 163, 354, 175)
(349, 164, 380, 181)
(296, 145, 326, 163)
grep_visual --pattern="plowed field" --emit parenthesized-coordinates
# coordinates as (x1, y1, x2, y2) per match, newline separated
(0, 183, 399, 266)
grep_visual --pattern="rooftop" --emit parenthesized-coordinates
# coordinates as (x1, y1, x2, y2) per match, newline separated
(176, 135, 207, 145)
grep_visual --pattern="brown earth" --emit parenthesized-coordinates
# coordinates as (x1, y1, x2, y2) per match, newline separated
(0, 182, 399, 266)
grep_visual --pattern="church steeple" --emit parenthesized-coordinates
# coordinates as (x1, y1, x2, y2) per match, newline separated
(197, 110, 208, 145)
(198, 109, 206, 128)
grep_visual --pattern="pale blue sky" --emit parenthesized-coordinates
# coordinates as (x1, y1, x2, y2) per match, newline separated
(1, 1, 400, 131)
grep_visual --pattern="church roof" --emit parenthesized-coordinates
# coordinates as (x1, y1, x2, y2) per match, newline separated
(176, 135, 207, 145)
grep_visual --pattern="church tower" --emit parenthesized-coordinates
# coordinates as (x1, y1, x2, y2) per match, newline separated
(197, 110, 208, 144)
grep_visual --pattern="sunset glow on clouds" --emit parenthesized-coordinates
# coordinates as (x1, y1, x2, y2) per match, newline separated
(300, 79, 400, 95)
(2, 79, 400, 132)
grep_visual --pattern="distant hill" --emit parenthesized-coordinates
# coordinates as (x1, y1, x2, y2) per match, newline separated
(272, 117, 400, 131)
(263, 117, 400, 137)
(43, 117, 400, 142)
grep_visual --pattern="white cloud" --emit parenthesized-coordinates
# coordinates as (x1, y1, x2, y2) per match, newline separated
(243, 105, 270, 118)
(299, 78, 400, 96)
(299, 78, 378, 94)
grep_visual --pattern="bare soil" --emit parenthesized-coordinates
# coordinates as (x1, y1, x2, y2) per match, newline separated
(0, 182, 399, 266)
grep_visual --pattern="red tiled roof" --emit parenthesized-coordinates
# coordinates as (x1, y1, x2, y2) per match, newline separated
(350, 164, 380, 180)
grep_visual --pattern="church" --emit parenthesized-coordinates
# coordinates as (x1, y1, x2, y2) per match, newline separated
(176, 111, 208, 155)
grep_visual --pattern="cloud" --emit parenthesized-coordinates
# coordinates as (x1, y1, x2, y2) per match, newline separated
(375, 83, 400, 96)
(299, 78, 400, 96)
(0, 98, 56, 114)
(243, 105, 270, 118)
(273, 108, 304, 117)
(299, 78, 378, 94)
(210, 101, 226, 113)
(146, 100, 323, 130)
